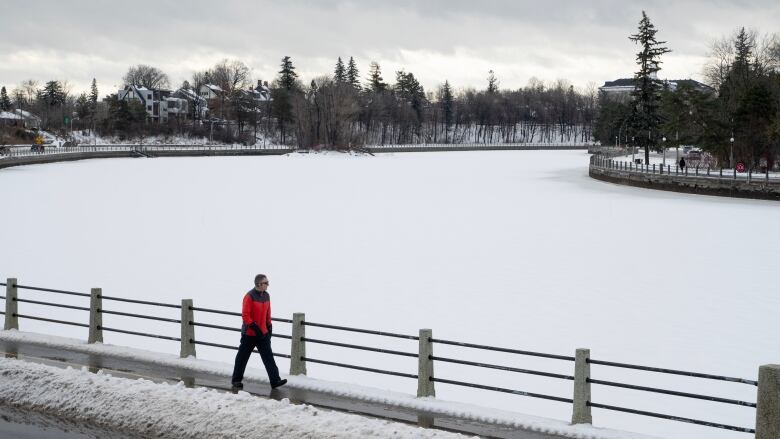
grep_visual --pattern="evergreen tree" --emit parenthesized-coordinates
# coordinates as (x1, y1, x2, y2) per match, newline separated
(346, 57, 360, 90)
(42, 80, 65, 107)
(0, 86, 11, 111)
(487, 70, 499, 94)
(89, 78, 99, 108)
(440, 80, 454, 142)
(368, 62, 387, 92)
(278, 56, 298, 91)
(628, 11, 671, 163)
(334, 57, 346, 83)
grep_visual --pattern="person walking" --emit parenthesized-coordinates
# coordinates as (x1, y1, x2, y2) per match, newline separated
(679, 157, 686, 171)
(231, 274, 287, 390)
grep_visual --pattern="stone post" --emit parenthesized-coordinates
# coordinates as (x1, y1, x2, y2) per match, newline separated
(4, 278, 18, 330)
(756, 364, 780, 439)
(571, 348, 592, 424)
(180, 299, 196, 358)
(417, 329, 435, 397)
(88, 288, 103, 343)
(289, 313, 307, 375)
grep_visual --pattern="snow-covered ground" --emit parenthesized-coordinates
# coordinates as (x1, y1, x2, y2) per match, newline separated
(0, 357, 469, 439)
(0, 150, 777, 439)
(0, 331, 659, 439)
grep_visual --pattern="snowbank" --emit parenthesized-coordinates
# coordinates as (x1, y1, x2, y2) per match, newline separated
(0, 357, 469, 439)
(0, 330, 660, 439)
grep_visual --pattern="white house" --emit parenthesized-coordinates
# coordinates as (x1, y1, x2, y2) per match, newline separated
(118, 85, 188, 123)
(0, 109, 41, 129)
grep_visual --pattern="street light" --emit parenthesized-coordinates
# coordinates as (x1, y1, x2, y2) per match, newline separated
(662, 136, 666, 167)
(631, 136, 636, 164)
(730, 136, 735, 168)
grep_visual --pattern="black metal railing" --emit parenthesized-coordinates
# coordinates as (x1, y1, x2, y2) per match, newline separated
(296, 320, 420, 379)
(586, 357, 757, 434)
(429, 337, 575, 404)
(2, 279, 761, 435)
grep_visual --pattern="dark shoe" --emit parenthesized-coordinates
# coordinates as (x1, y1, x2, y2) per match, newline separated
(271, 379, 287, 389)
(231, 382, 243, 390)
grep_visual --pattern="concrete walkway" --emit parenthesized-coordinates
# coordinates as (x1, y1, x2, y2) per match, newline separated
(0, 339, 566, 439)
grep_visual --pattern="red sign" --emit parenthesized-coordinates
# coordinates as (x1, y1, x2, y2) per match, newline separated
(736, 162, 746, 173)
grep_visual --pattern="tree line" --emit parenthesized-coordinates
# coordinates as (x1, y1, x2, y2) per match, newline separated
(2, 59, 597, 147)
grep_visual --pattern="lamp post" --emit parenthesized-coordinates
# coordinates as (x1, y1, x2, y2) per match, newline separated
(662, 136, 666, 167)
(730, 136, 734, 169)
(631, 136, 635, 164)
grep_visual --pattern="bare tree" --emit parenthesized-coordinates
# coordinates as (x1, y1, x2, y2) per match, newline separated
(123, 64, 170, 89)
(210, 59, 251, 93)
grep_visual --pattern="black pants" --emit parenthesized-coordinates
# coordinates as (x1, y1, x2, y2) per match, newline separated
(231, 333, 281, 385)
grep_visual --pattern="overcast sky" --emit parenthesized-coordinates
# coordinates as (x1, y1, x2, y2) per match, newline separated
(1, 0, 778, 95)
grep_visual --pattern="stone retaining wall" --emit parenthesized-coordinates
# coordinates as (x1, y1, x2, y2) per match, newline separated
(589, 162, 780, 201)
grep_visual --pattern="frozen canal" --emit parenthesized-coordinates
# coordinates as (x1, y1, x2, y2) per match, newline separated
(0, 150, 777, 439)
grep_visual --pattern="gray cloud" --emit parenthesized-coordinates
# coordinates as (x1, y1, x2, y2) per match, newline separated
(0, 0, 778, 94)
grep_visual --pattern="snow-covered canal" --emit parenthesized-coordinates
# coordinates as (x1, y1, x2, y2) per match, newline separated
(1, 151, 777, 439)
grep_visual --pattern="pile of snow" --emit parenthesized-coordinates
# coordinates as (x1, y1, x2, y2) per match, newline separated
(0, 357, 468, 439)
(0, 330, 660, 439)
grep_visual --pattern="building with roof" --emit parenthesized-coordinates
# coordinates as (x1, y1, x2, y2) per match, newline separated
(117, 85, 188, 124)
(599, 77, 715, 102)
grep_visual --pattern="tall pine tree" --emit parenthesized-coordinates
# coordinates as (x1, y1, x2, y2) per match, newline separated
(0, 86, 11, 111)
(629, 11, 671, 163)
(487, 70, 499, 94)
(334, 57, 346, 83)
(441, 80, 454, 142)
(346, 57, 360, 90)
(368, 62, 387, 92)
(278, 56, 298, 91)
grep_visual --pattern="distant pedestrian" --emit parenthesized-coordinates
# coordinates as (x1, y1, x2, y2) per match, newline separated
(679, 157, 686, 171)
(231, 274, 287, 390)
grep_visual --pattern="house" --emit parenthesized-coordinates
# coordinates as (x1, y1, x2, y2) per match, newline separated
(599, 77, 714, 102)
(0, 109, 41, 129)
(172, 87, 208, 120)
(117, 85, 189, 123)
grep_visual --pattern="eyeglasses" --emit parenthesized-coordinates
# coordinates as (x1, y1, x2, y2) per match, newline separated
(259, 281, 269, 285)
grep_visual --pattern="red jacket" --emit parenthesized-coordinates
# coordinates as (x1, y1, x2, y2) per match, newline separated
(242, 289, 272, 336)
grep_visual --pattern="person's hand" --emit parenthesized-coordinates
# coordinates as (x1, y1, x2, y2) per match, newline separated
(267, 324, 272, 336)
(249, 322, 261, 335)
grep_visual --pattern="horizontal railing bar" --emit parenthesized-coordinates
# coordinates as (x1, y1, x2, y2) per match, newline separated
(301, 357, 418, 379)
(588, 359, 758, 386)
(302, 321, 419, 340)
(430, 338, 575, 361)
(191, 340, 291, 358)
(190, 307, 240, 317)
(302, 337, 418, 358)
(98, 295, 181, 309)
(0, 283, 5, 286)
(15, 284, 91, 298)
(191, 321, 240, 332)
(189, 306, 290, 323)
(99, 326, 180, 342)
(14, 313, 90, 328)
(588, 378, 756, 407)
(432, 377, 574, 404)
(14, 298, 90, 312)
(588, 402, 755, 433)
(0, 295, 6, 299)
(431, 355, 574, 380)
(99, 309, 180, 324)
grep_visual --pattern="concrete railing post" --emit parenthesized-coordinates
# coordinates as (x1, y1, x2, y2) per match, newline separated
(4, 278, 18, 330)
(290, 312, 307, 375)
(571, 348, 592, 424)
(88, 288, 103, 343)
(756, 364, 780, 439)
(180, 299, 196, 358)
(417, 329, 435, 397)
